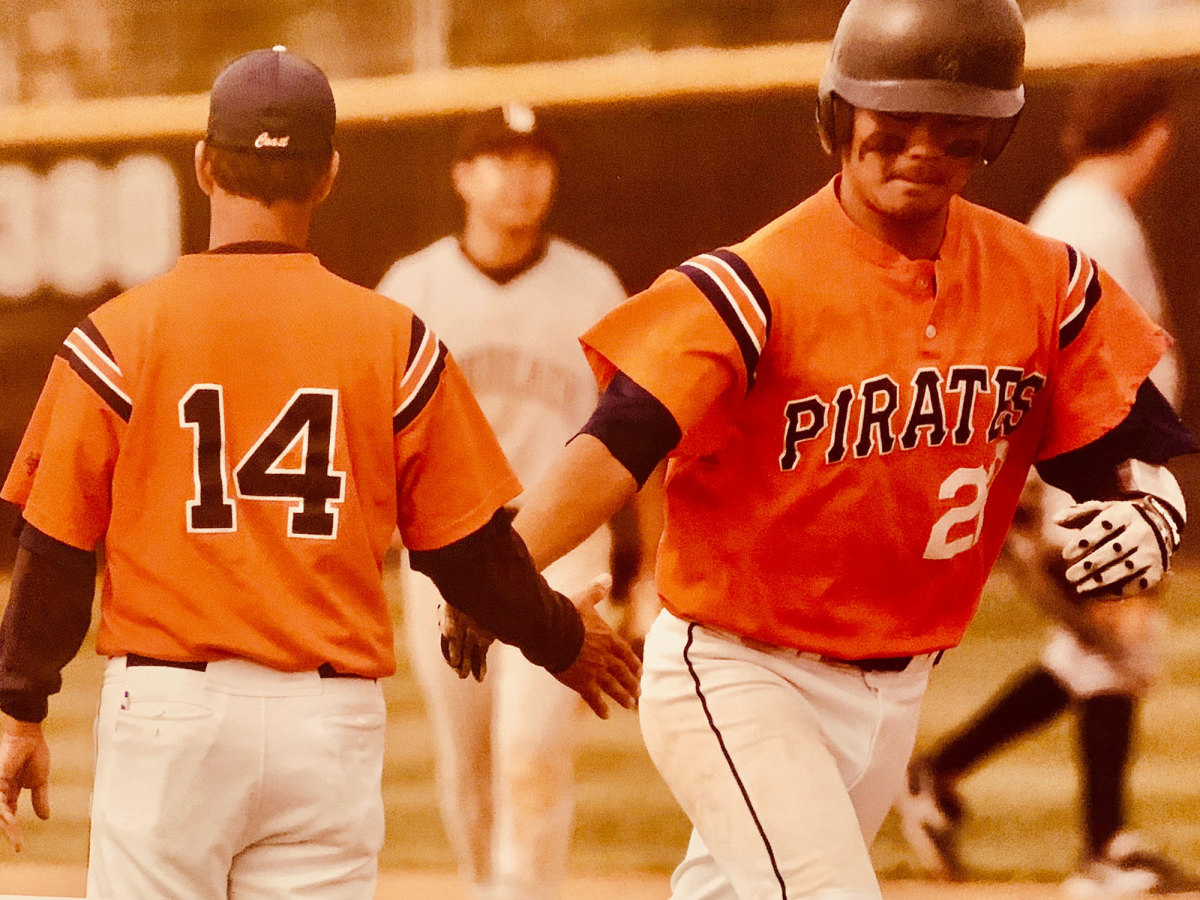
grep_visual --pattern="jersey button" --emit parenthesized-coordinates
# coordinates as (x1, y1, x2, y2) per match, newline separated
(925, 324, 937, 339)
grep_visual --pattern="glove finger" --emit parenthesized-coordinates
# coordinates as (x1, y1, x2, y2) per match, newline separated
(1062, 519, 1127, 564)
(1053, 501, 1106, 529)
(1066, 521, 1162, 584)
(1075, 564, 1156, 599)
(1066, 538, 1138, 583)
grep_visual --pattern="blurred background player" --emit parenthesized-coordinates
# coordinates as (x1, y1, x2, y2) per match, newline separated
(502, 0, 1195, 897)
(0, 51, 639, 897)
(900, 68, 1200, 897)
(376, 103, 659, 900)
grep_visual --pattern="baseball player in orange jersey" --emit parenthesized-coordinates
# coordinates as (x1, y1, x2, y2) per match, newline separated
(0, 48, 639, 899)
(506, 1, 1196, 897)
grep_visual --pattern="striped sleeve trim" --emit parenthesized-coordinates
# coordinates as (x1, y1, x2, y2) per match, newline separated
(675, 248, 771, 388)
(1059, 246, 1103, 349)
(393, 317, 448, 433)
(58, 319, 132, 422)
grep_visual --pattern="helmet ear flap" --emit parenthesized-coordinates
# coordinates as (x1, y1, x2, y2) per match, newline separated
(982, 112, 1021, 164)
(816, 94, 854, 156)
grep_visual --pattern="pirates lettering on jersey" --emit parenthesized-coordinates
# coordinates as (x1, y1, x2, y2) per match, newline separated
(987, 366, 1047, 441)
(779, 363, 1046, 471)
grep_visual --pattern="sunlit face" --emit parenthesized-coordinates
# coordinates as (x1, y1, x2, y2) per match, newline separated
(453, 144, 558, 232)
(840, 108, 993, 223)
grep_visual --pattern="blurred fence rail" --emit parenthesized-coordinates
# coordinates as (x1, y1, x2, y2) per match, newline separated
(1, 7, 1200, 149)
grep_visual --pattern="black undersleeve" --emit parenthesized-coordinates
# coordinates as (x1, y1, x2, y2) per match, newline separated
(0, 523, 97, 722)
(408, 509, 585, 673)
(1036, 380, 1197, 501)
(578, 371, 681, 488)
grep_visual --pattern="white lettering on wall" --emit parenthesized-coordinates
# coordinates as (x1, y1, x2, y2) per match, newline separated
(0, 154, 181, 300)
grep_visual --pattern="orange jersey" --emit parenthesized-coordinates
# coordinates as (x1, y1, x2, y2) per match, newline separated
(3, 251, 519, 676)
(582, 178, 1167, 657)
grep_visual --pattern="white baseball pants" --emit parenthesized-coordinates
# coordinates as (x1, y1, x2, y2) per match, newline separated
(640, 610, 935, 900)
(403, 526, 611, 900)
(87, 657, 386, 900)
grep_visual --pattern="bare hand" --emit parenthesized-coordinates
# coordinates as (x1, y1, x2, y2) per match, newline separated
(554, 576, 642, 719)
(0, 717, 50, 852)
(439, 602, 495, 682)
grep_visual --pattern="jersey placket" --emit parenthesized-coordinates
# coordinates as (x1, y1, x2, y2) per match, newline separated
(897, 259, 940, 360)
(919, 258, 955, 365)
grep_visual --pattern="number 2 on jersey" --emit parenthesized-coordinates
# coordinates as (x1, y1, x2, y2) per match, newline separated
(923, 441, 1009, 560)
(180, 385, 346, 539)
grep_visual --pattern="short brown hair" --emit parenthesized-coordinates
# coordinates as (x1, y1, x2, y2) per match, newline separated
(1062, 68, 1174, 163)
(204, 143, 334, 205)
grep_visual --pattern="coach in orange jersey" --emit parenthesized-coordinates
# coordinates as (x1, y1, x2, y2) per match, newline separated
(502, 1, 1197, 897)
(0, 47, 638, 898)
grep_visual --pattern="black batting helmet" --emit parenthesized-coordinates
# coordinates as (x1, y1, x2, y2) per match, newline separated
(817, 0, 1026, 163)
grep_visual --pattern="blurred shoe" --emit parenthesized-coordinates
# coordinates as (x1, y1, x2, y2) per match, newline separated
(897, 756, 965, 881)
(1061, 832, 1200, 897)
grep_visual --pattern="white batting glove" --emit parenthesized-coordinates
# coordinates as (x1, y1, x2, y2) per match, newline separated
(1054, 495, 1181, 598)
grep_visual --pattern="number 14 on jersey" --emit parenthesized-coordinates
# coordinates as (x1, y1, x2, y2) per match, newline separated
(179, 385, 347, 540)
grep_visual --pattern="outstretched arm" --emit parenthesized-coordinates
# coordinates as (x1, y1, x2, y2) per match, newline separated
(516, 369, 681, 572)
(419, 368, 680, 708)
(441, 434, 667, 683)
(514, 434, 640, 573)
(409, 505, 640, 718)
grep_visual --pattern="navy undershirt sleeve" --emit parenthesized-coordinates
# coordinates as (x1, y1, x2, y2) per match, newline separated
(577, 371, 681, 488)
(1036, 379, 1198, 501)
(409, 509, 585, 673)
(0, 522, 97, 723)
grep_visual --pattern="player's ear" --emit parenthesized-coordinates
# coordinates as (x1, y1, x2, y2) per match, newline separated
(450, 158, 474, 204)
(194, 140, 215, 197)
(311, 150, 340, 205)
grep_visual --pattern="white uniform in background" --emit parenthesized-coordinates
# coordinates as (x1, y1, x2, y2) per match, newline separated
(1030, 173, 1179, 403)
(1028, 171, 1181, 698)
(378, 234, 625, 900)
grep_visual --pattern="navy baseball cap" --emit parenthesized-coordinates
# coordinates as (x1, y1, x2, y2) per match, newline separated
(454, 103, 558, 161)
(206, 46, 335, 157)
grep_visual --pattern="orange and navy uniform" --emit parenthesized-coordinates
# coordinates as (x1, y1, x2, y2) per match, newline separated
(582, 178, 1168, 658)
(3, 249, 519, 679)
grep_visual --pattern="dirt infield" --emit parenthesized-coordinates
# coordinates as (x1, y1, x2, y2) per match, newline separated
(6, 864, 1189, 899)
